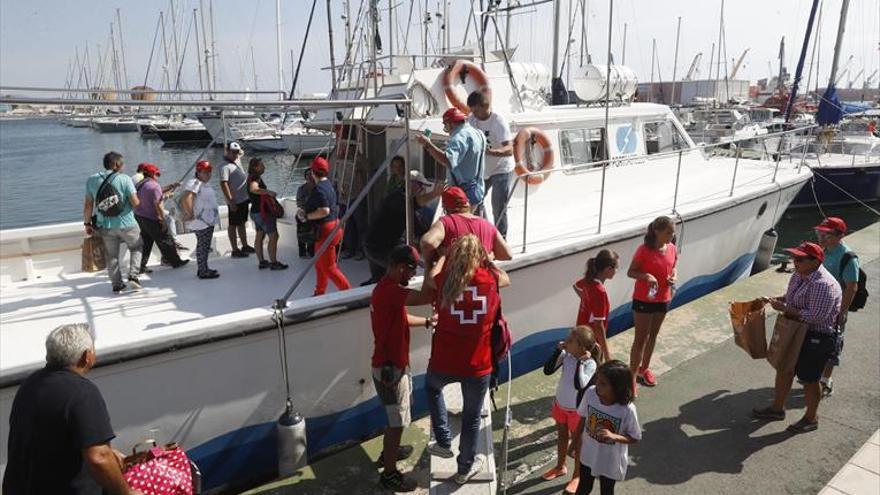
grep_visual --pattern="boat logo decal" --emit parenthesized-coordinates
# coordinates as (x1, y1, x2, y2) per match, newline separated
(615, 124, 638, 155)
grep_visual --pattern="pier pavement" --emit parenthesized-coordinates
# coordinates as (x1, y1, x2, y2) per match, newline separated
(242, 222, 879, 495)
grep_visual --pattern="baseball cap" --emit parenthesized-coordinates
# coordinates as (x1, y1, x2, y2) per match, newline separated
(814, 217, 847, 235)
(784, 241, 825, 262)
(441, 186, 470, 211)
(196, 160, 212, 173)
(388, 244, 420, 268)
(227, 142, 243, 152)
(136, 163, 149, 172)
(409, 170, 433, 187)
(310, 157, 330, 175)
(142, 164, 161, 177)
(442, 108, 468, 124)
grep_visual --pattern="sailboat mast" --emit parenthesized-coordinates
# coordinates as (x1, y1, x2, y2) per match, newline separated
(783, 0, 821, 123)
(670, 17, 681, 105)
(276, 0, 284, 92)
(826, 0, 850, 89)
(194, 9, 205, 96)
(326, 0, 338, 92)
(649, 38, 655, 102)
(198, 0, 212, 94)
(209, 0, 217, 91)
(115, 8, 130, 91)
(621, 22, 627, 65)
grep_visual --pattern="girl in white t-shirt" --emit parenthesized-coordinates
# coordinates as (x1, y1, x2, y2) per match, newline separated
(541, 326, 602, 494)
(571, 360, 640, 495)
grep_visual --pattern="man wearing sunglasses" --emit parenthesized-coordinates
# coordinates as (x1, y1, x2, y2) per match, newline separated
(753, 241, 842, 434)
(814, 217, 860, 396)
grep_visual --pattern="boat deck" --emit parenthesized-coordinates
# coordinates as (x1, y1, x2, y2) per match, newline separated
(0, 155, 809, 383)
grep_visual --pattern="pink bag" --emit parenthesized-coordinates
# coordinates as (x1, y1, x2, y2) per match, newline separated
(123, 443, 194, 495)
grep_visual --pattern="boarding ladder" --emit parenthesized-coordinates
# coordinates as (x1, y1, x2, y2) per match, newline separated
(428, 385, 497, 494)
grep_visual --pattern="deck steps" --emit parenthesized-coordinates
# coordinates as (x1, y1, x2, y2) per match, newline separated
(428, 386, 497, 495)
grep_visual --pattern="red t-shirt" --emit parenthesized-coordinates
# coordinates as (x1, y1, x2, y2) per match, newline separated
(439, 214, 497, 254)
(429, 267, 500, 377)
(575, 278, 610, 326)
(631, 243, 678, 303)
(370, 277, 411, 369)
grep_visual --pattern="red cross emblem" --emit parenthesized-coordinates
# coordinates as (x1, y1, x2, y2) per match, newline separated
(451, 286, 488, 325)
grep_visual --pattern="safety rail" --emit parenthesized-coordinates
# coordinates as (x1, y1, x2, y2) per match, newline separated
(510, 124, 819, 252)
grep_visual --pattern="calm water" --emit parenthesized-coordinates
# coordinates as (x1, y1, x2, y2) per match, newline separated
(0, 119, 307, 230)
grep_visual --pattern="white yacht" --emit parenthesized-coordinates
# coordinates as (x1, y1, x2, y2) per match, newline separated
(0, 51, 810, 491)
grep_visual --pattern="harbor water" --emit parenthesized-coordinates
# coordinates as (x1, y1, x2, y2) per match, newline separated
(0, 118, 309, 230)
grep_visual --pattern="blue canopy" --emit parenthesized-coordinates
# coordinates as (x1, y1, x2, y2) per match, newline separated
(816, 85, 843, 126)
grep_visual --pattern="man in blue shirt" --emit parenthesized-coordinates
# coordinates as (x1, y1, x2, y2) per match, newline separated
(417, 107, 487, 215)
(83, 151, 143, 293)
(814, 216, 860, 396)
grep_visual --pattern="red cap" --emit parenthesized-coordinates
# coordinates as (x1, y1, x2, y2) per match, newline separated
(388, 244, 421, 267)
(442, 108, 468, 124)
(137, 163, 149, 172)
(441, 186, 470, 211)
(814, 217, 847, 235)
(142, 164, 161, 177)
(784, 241, 825, 262)
(196, 160, 212, 173)
(310, 157, 330, 175)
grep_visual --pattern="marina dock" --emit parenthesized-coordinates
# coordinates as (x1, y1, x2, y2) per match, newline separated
(243, 222, 879, 494)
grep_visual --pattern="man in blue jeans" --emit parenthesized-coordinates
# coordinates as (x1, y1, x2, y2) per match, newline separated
(468, 91, 514, 238)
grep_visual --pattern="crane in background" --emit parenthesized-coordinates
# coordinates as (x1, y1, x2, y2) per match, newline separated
(864, 70, 878, 89)
(729, 48, 749, 79)
(684, 52, 703, 80)
(847, 68, 863, 89)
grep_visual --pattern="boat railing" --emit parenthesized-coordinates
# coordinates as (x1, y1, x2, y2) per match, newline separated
(511, 124, 818, 252)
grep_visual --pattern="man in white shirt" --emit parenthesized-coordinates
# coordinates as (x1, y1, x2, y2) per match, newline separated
(467, 91, 514, 238)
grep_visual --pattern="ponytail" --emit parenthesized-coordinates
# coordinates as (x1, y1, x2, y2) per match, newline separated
(644, 216, 674, 249)
(584, 249, 620, 279)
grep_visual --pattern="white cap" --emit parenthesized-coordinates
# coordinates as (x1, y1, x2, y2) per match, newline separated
(227, 142, 243, 152)
(409, 170, 433, 186)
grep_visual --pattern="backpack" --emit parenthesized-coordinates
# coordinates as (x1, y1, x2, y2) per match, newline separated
(489, 296, 512, 400)
(95, 172, 125, 218)
(840, 251, 869, 312)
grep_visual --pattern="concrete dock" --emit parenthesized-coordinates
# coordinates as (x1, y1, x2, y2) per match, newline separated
(243, 223, 879, 495)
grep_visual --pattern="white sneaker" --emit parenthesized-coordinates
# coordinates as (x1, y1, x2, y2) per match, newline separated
(427, 442, 454, 459)
(454, 454, 485, 485)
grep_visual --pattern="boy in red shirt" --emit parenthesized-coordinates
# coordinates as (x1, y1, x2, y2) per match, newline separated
(370, 245, 435, 491)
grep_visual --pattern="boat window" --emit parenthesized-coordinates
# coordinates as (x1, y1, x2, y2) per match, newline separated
(559, 128, 606, 169)
(644, 121, 687, 154)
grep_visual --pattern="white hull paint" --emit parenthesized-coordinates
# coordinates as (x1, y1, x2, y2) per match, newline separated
(0, 177, 804, 489)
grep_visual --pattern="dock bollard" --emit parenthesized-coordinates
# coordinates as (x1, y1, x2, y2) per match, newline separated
(751, 228, 778, 275)
(277, 401, 307, 476)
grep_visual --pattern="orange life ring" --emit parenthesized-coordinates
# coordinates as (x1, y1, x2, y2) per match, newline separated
(513, 127, 555, 185)
(443, 60, 491, 114)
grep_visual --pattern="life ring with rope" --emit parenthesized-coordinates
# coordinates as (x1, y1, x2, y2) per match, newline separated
(513, 127, 555, 185)
(442, 60, 491, 114)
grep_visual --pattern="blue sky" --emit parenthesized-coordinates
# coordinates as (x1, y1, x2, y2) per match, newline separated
(1, 0, 878, 96)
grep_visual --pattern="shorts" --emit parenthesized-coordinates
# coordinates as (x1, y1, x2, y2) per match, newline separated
(372, 367, 412, 428)
(632, 299, 669, 314)
(250, 212, 277, 235)
(551, 400, 581, 433)
(795, 331, 836, 383)
(828, 321, 846, 367)
(228, 200, 250, 226)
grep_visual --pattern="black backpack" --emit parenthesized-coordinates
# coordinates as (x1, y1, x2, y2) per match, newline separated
(95, 172, 125, 219)
(840, 251, 869, 312)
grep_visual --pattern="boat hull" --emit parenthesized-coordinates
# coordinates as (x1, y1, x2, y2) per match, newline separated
(93, 120, 139, 132)
(0, 180, 804, 491)
(155, 128, 213, 145)
(791, 163, 880, 206)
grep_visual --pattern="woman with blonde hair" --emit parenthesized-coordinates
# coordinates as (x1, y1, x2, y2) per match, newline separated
(424, 234, 511, 485)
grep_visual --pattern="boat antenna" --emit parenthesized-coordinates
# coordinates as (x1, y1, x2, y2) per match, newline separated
(550, 0, 568, 104)
(596, 0, 613, 233)
(783, 0, 821, 123)
(670, 16, 681, 106)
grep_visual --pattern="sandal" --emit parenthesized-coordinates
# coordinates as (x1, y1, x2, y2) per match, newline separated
(540, 466, 567, 481)
(563, 477, 580, 494)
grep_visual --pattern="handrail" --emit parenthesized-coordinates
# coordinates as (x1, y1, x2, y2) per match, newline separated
(0, 86, 288, 96)
(0, 96, 412, 109)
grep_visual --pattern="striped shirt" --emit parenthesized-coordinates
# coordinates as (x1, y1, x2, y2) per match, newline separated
(784, 265, 842, 334)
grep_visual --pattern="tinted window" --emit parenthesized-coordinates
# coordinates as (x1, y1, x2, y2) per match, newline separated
(644, 121, 687, 154)
(559, 128, 606, 168)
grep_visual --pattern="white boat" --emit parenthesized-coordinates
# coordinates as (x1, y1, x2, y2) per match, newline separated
(92, 117, 139, 133)
(0, 55, 811, 492)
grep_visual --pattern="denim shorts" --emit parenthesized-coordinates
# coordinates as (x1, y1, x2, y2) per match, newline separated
(250, 212, 277, 235)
